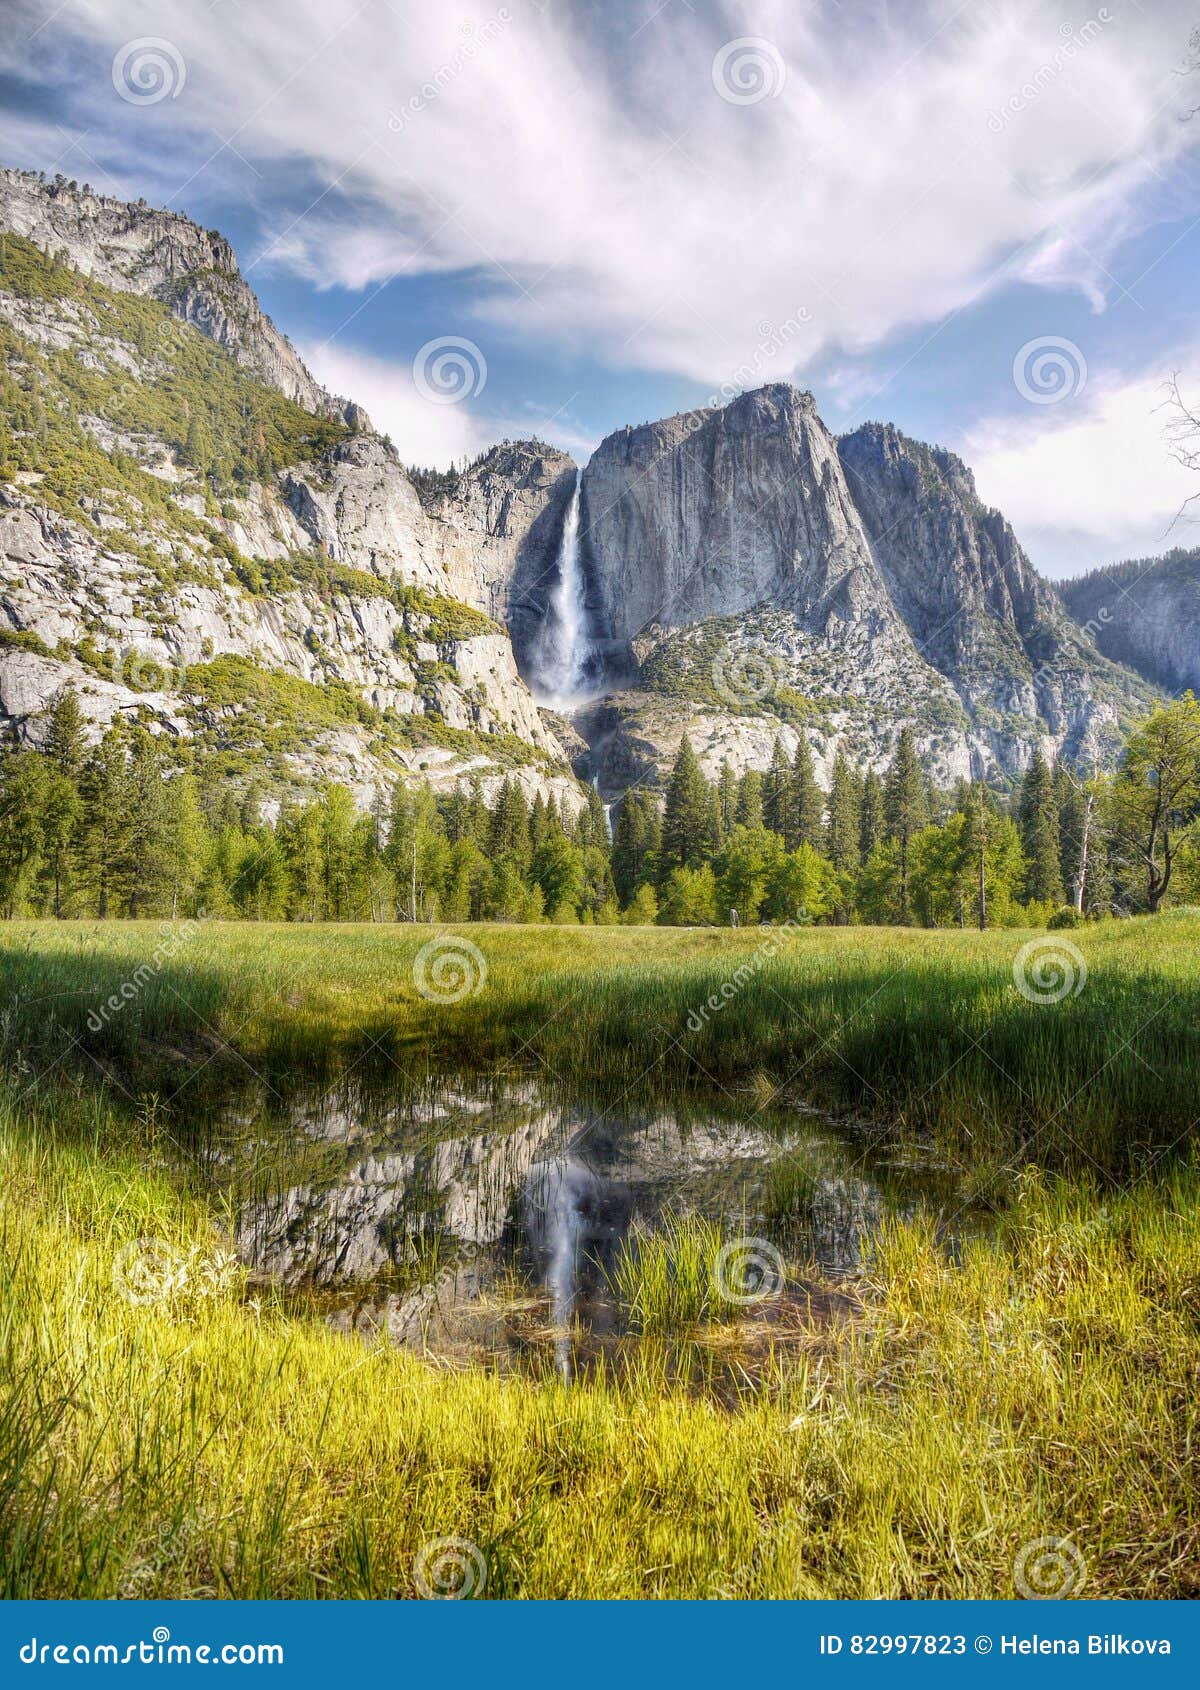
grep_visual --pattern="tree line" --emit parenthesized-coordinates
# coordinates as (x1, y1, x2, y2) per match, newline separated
(0, 688, 1198, 926)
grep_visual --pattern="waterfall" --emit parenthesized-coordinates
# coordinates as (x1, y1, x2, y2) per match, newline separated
(534, 469, 593, 710)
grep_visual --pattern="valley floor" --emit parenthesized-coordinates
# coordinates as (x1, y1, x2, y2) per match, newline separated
(1, 918, 1198, 1597)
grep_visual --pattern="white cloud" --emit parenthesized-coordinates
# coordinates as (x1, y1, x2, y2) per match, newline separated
(964, 357, 1200, 575)
(300, 343, 493, 466)
(302, 343, 595, 467)
(8, 0, 1199, 388)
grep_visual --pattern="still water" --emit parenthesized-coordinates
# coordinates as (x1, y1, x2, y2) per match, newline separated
(179, 1072, 978, 1382)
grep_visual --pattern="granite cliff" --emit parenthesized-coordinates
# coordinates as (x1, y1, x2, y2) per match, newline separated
(0, 167, 1168, 815)
(574, 386, 1155, 791)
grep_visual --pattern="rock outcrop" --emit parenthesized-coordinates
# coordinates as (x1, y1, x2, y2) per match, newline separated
(418, 440, 578, 635)
(0, 179, 583, 812)
(0, 167, 1168, 813)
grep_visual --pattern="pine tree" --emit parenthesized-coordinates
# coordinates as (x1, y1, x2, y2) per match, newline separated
(36, 768, 82, 918)
(612, 789, 660, 905)
(183, 409, 215, 478)
(660, 740, 715, 877)
(162, 772, 210, 917)
(44, 687, 86, 782)
(1018, 748, 1064, 904)
(123, 731, 178, 917)
(488, 777, 531, 869)
(75, 724, 134, 918)
(735, 768, 764, 829)
(0, 748, 48, 917)
(825, 749, 862, 871)
(789, 738, 824, 850)
(859, 768, 883, 863)
(528, 791, 551, 850)
(579, 785, 608, 849)
(715, 759, 737, 841)
(763, 737, 791, 837)
(884, 728, 927, 924)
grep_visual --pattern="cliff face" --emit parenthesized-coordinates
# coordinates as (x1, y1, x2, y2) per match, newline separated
(419, 441, 578, 641)
(575, 386, 1156, 788)
(0, 167, 1167, 810)
(0, 167, 354, 422)
(1060, 549, 1200, 696)
(836, 421, 1153, 771)
(0, 185, 581, 813)
(582, 386, 890, 637)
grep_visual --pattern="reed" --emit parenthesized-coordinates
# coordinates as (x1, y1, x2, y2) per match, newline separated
(609, 1212, 733, 1334)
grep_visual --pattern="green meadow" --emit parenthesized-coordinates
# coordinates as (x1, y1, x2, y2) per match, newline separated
(1, 917, 1199, 1597)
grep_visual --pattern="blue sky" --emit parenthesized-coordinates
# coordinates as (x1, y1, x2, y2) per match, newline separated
(3, 0, 1200, 577)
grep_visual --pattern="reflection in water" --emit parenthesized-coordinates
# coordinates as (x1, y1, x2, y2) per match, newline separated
(178, 1073, 979, 1380)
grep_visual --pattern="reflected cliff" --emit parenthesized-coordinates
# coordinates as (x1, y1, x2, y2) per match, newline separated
(178, 1071, 979, 1380)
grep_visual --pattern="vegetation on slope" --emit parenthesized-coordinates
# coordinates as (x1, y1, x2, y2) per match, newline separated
(0, 230, 345, 493)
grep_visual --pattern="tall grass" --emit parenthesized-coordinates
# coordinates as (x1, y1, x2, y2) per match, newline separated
(2, 914, 1198, 1170)
(2, 1084, 1199, 1597)
(610, 1213, 736, 1334)
(2, 919, 1199, 1597)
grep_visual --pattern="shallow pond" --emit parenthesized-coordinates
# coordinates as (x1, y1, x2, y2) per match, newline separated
(177, 1072, 983, 1385)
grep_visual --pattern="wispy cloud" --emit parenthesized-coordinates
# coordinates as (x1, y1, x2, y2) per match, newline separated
(5, 0, 1198, 389)
(299, 343, 493, 466)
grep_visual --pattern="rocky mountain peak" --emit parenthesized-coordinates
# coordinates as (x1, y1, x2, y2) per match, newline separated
(0, 166, 360, 426)
(0, 162, 1173, 812)
(840, 420, 983, 513)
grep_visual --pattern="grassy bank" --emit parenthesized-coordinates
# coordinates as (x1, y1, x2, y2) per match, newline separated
(2, 918, 1199, 1598)
(2, 914, 1198, 1170)
(3, 1083, 1198, 1598)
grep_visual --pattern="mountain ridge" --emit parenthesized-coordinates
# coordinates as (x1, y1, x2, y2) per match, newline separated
(0, 164, 1182, 814)
(0, 166, 364, 427)
(575, 384, 1157, 791)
